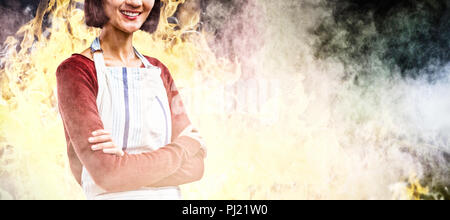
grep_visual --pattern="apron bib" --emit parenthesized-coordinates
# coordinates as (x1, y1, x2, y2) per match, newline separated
(81, 37, 181, 200)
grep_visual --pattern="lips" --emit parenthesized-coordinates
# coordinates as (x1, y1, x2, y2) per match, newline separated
(120, 10, 141, 20)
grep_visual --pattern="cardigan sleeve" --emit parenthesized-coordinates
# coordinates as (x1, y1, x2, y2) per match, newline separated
(56, 56, 202, 192)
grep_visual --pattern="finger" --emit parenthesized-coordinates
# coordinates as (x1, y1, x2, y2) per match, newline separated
(91, 129, 111, 136)
(91, 142, 115, 151)
(88, 134, 113, 143)
(103, 148, 124, 156)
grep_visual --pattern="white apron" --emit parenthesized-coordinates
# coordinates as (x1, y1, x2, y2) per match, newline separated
(81, 37, 181, 200)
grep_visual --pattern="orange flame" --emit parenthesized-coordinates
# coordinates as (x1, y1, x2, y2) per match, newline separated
(0, 0, 242, 199)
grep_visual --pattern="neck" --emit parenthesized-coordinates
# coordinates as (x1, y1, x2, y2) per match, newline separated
(99, 25, 136, 63)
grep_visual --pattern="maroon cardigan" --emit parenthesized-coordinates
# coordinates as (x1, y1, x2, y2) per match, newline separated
(56, 54, 205, 192)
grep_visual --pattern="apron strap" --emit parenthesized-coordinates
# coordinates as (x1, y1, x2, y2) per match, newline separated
(134, 47, 152, 68)
(90, 37, 152, 69)
(90, 37, 107, 75)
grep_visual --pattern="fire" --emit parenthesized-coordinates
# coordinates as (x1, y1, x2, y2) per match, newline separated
(406, 174, 429, 200)
(0, 0, 248, 199)
(0, 0, 433, 200)
(0, 0, 235, 199)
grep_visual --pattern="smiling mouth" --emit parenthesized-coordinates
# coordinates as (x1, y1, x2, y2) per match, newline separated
(120, 10, 141, 19)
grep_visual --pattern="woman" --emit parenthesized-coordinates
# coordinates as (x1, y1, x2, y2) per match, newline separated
(56, 0, 207, 200)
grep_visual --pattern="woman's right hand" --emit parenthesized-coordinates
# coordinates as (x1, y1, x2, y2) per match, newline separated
(88, 129, 124, 156)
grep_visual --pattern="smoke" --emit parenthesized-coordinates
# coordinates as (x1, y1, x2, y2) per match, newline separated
(0, 1, 40, 47)
(185, 0, 449, 199)
(314, 0, 450, 81)
(0, 0, 448, 199)
(0, 1, 35, 43)
(311, 0, 450, 196)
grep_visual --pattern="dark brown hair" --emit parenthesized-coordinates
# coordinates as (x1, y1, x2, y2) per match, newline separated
(84, 0, 161, 33)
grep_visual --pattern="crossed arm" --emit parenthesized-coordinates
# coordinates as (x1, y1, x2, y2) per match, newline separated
(57, 60, 206, 192)
(85, 125, 206, 188)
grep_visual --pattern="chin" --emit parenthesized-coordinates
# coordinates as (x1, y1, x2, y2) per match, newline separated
(120, 25, 142, 34)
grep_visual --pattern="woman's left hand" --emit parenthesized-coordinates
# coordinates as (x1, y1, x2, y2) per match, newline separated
(88, 129, 124, 156)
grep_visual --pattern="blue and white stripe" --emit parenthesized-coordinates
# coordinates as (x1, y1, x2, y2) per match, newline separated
(81, 37, 179, 200)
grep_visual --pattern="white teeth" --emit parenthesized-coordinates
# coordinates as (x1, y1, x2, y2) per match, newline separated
(121, 11, 139, 17)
